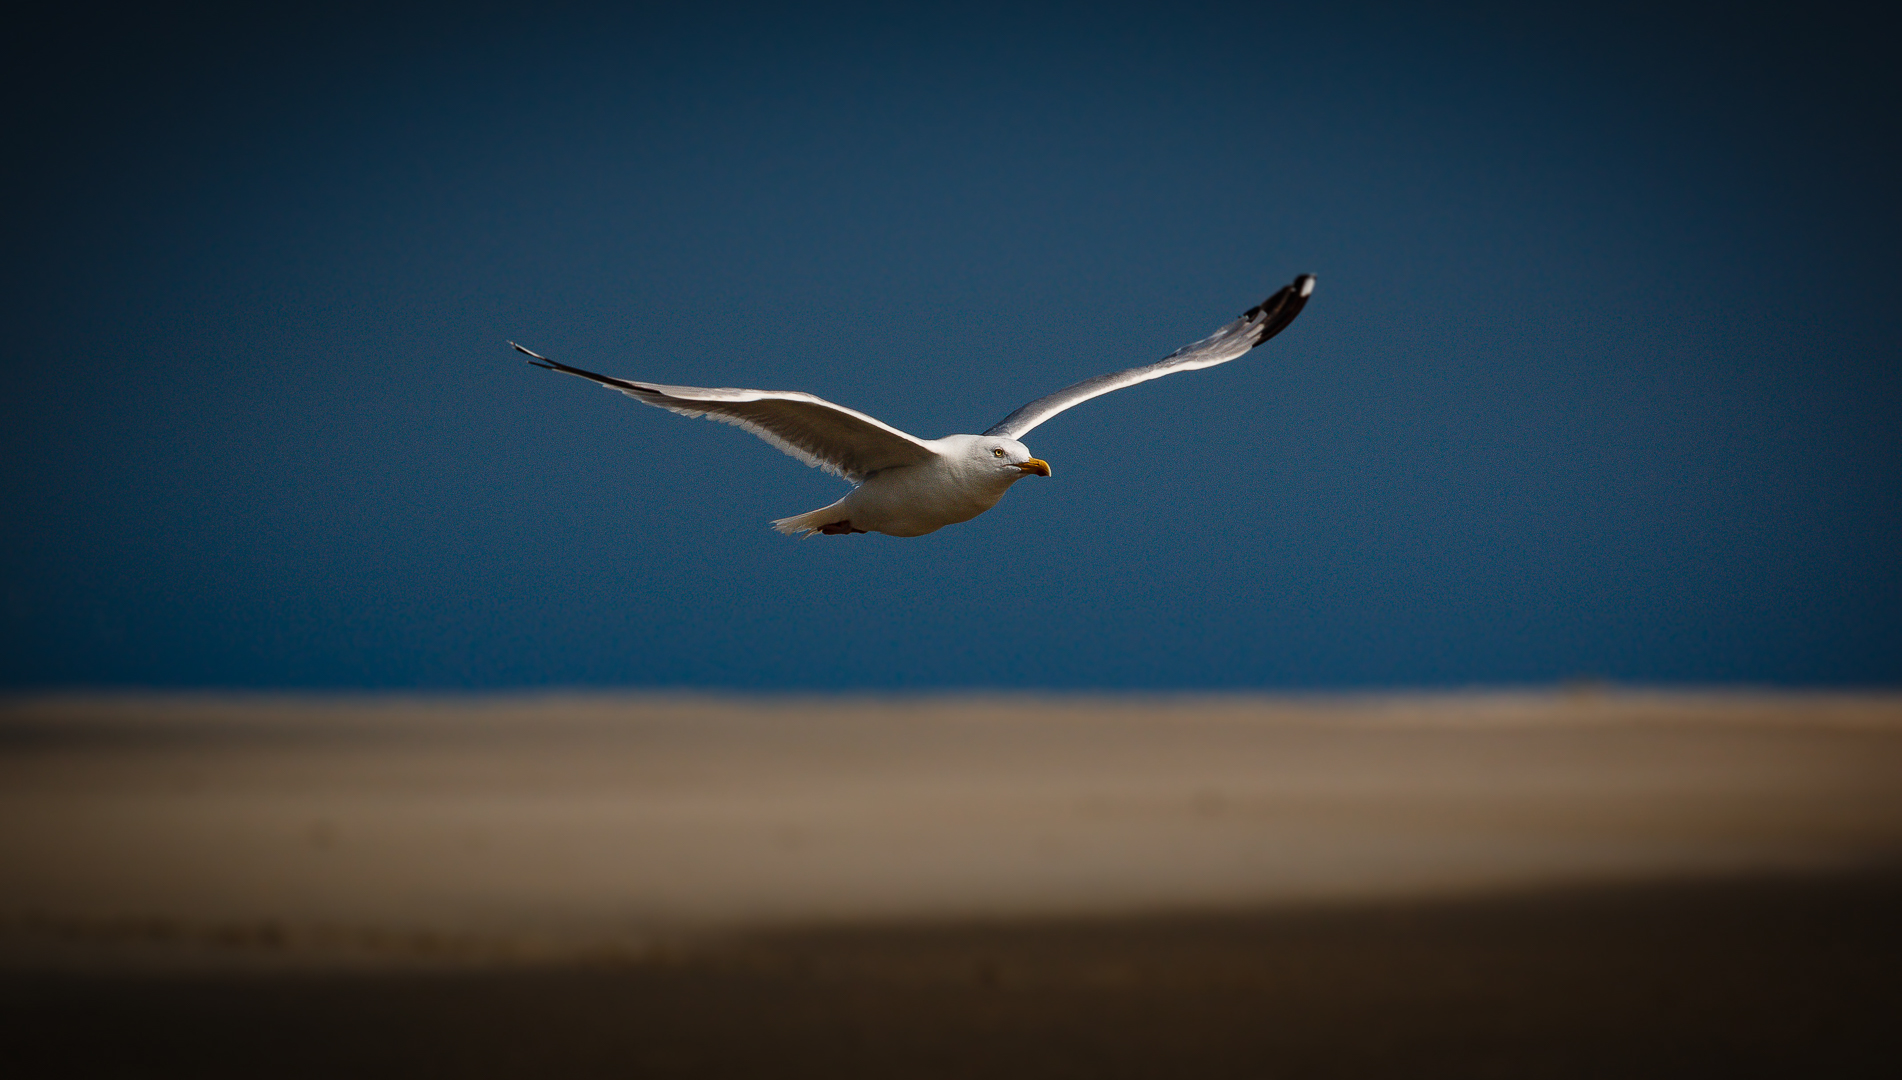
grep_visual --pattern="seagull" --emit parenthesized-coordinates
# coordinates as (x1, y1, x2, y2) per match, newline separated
(516, 274, 1315, 537)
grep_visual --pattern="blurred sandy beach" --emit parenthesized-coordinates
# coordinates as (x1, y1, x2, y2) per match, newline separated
(4, 692, 1900, 1076)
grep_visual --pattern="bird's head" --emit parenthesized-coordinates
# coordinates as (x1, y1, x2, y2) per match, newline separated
(974, 437, 1050, 479)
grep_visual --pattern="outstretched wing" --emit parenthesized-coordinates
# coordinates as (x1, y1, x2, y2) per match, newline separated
(982, 274, 1316, 440)
(515, 344, 939, 482)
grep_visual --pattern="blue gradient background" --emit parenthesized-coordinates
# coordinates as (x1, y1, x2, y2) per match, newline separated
(4, 3, 1897, 689)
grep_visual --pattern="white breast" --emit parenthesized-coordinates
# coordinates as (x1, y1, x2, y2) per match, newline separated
(840, 454, 1017, 537)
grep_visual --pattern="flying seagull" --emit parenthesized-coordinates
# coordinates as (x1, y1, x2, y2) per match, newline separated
(516, 273, 1315, 537)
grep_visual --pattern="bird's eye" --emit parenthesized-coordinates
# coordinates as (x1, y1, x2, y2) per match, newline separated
(992, 448, 1006, 458)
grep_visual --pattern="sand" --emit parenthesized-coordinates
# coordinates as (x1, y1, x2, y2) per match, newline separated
(3, 691, 1900, 1075)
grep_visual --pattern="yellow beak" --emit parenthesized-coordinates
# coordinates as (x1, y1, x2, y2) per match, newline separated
(1015, 458, 1052, 477)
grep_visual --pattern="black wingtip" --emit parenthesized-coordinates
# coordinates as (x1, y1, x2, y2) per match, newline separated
(508, 344, 655, 393)
(1243, 274, 1316, 315)
(510, 341, 563, 372)
(1235, 273, 1316, 346)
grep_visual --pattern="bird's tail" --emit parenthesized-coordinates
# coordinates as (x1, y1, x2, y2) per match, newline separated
(771, 498, 857, 538)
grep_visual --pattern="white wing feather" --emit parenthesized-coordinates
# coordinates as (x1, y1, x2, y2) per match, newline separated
(514, 345, 938, 482)
(983, 274, 1315, 440)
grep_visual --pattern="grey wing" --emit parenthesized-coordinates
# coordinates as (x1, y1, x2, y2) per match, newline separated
(982, 274, 1316, 440)
(514, 344, 939, 482)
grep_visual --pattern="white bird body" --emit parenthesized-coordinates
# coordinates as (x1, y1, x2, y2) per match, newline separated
(773, 434, 1045, 537)
(515, 274, 1313, 537)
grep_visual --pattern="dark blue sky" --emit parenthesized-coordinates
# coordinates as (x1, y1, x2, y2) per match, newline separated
(5, 3, 1898, 689)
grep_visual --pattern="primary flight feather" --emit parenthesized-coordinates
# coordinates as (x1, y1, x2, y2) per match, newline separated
(516, 273, 1315, 537)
